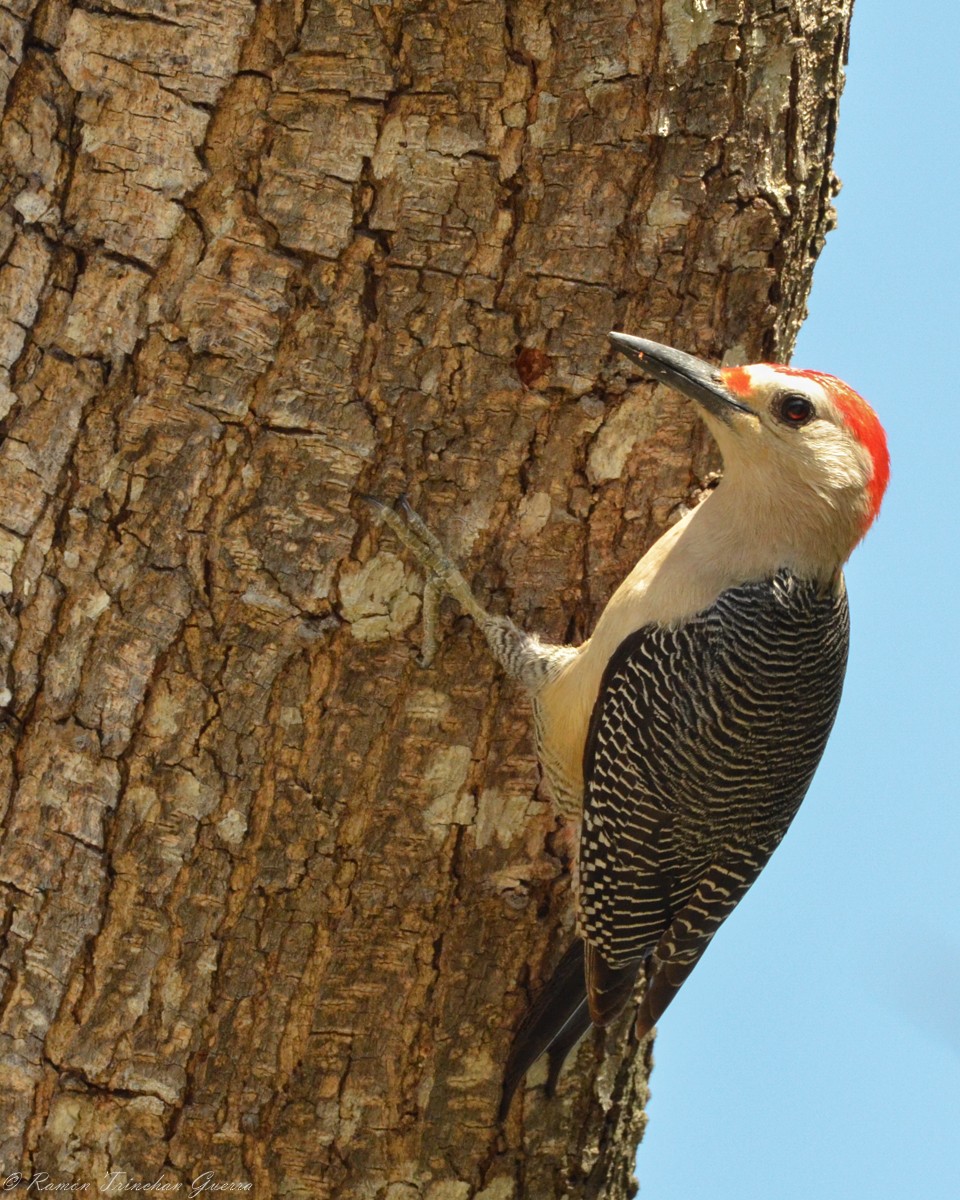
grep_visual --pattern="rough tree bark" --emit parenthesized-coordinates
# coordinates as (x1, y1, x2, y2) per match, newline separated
(0, 1, 853, 1196)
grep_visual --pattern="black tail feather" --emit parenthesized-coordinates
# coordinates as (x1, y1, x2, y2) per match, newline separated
(499, 939, 592, 1119)
(544, 996, 592, 1097)
(584, 940, 643, 1026)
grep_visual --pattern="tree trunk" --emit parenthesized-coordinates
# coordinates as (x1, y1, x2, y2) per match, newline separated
(0, 1, 852, 1196)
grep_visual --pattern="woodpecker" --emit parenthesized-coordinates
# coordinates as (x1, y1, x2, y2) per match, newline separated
(368, 333, 890, 1115)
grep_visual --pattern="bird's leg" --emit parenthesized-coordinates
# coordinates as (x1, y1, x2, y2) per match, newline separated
(364, 496, 575, 689)
(419, 577, 442, 669)
(365, 496, 492, 632)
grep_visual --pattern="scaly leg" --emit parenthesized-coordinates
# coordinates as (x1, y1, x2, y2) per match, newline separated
(364, 497, 575, 691)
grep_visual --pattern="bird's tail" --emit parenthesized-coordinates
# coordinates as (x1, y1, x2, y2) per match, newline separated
(499, 939, 641, 1118)
(583, 940, 643, 1026)
(500, 940, 590, 1118)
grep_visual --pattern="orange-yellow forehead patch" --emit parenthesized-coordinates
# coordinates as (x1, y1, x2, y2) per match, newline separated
(720, 365, 754, 397)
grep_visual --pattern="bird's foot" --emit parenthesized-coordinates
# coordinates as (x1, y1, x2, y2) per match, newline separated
(362, 495, 491, 666)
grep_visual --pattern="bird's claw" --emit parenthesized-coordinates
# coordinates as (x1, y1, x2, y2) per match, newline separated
(363, 494, 486, 666)
(362, 494, 450, 583)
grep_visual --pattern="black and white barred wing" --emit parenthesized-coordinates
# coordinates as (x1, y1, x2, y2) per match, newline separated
(579, 575, 850, 1031)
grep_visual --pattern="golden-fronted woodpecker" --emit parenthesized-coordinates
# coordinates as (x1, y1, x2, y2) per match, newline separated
(368, 333, 890, 1115)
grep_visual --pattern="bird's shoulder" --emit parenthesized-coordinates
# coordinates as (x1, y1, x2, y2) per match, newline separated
(603, 567, 849, 676)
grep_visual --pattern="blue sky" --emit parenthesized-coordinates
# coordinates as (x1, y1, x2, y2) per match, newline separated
(639, 4, 960, 1196)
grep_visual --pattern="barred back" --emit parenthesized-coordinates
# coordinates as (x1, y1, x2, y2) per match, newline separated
(579, 570, 850, 968)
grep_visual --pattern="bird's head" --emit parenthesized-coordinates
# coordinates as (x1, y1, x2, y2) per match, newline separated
(609, 332, 890, 569)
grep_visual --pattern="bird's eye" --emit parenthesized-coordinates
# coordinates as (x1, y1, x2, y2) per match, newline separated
(777, 394, 815, 426)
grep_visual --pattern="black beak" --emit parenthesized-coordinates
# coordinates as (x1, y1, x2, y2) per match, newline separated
(608, 332, 752, 420)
